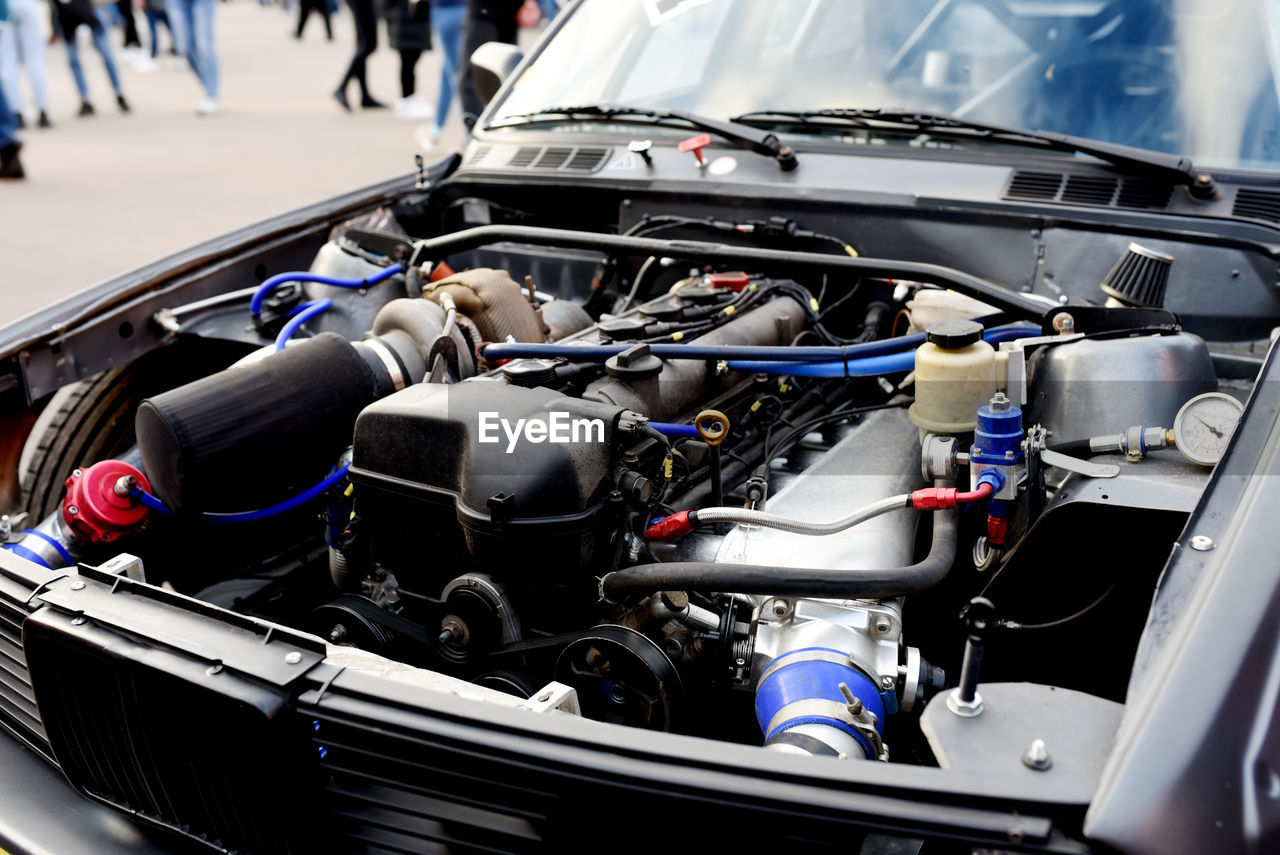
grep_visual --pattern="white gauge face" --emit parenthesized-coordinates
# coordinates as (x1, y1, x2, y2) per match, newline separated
(1173, 392, 1244, 466)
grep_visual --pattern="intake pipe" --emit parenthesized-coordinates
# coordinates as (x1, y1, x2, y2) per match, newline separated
(601, 510, 957, 602)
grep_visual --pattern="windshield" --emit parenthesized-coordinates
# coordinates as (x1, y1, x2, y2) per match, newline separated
(492, 0, 1280, 172)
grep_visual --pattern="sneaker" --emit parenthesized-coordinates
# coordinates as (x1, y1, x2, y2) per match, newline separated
(38, 111, 52, 129)
(333, 88, 351, 112)
(132, 55, 159, 73)
(0, 141, 24, 180)
(196, 98, 218, 116)
(117, 93, 131, 113)
(413, 125, 440, 152)
(360, 95, 387, 109)
(78, 101, 95, 116)
(394, 95, 433, 122)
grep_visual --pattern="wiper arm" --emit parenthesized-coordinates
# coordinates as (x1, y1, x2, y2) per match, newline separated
(490, 103, 799, 171)
(733, 108, 1214, 197)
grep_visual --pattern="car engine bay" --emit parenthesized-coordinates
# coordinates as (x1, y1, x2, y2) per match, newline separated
(5, 183, 1272, 782)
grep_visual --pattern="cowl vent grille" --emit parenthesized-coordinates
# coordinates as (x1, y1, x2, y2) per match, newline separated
(1005, 169, 1173, 210)
(484, 146, 610, 173)
(1232, 189, 1280, 223)
(1006, 170, 1063, 200)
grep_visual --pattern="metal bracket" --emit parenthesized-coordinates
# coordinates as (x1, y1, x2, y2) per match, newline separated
(1038, 448, 1120, 478)
(519, 681, 582, 716)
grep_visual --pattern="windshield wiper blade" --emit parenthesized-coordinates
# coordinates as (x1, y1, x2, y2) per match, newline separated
(490, 103, 799, 171)
(733, 108, 1214, 197)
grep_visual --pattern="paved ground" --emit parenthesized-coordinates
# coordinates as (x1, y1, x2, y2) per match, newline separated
(0, 1, 471, 321)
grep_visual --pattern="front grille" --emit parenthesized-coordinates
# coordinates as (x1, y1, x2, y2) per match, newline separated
(24, 617, 317, 853)
(0, 556, 51, 759)
(306, 694, 550, 853)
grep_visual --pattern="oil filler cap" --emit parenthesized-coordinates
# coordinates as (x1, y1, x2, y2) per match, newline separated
(605, 343, 663, 381)
(925, 319, 984, 349)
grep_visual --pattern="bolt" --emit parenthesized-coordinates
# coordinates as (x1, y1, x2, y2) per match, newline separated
(771, 599, 790, 618)
(439, 617, 468, 647)
(660, 590, 689, 612)
(113, 475, 137, 497)
(1022, 738, 1053, 771)
(1052, 312, 1075, 334)
(284, 651, 303, 665)
(989, 392, 1011, 412)
(881, 675, 896, 690)
(875, 619, 892, 635)
(70, 580, 85, 590)
(838, 682, 864, 716)
(70, 616, 86, 626)
(1190, 535, 1215, 551)
(1196, 171, 1213, 185)
(327, 624, 348, 644)
(1004, 450, 1016, 459)
(66, 505, 79, 516)
(1008, 828, 1026, 845)
(206, 663, 223, 676)
(71, 469, 82, 478)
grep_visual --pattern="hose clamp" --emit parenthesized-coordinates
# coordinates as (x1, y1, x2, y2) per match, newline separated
(362, 338, 407, 391)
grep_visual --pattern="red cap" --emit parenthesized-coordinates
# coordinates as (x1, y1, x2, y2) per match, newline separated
(707, 271, 750, 292)
(427, 260, 456, 283)
(63, 460, 152, 544)
(678, 134, 712, 166)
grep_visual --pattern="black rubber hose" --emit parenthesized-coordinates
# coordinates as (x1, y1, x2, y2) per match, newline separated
(601, 510, 957, 601)
(1047, 439, 1093, 456)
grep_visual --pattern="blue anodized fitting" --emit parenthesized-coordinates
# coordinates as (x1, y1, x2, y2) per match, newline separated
(971, 392, 1024, 466)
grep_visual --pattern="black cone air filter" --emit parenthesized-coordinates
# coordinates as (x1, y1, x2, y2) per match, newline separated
(1100, 242, 1174, 308)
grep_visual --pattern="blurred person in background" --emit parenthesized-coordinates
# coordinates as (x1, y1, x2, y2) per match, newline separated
(415, 0, 462, 149)
(385, 0, 432, 121)
(0, 0, 24, 178)
(0, 0, 51, 128)
(170, 0, 217, 114)
(52, 0, 130, 115)
(294, 0, 330, 41)
(140, 0, 177, 65)
(457, 0, 517, 127)
(112, 0, 141, 52)
(332, 0, 382, 110)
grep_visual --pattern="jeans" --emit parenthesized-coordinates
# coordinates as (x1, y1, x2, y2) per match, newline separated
(171, 0, 218, 99)
(430, 3, 464, 135)
(0, 0, 49, 112)
(0, 61, 16, 146)
(164, 0, 185, 57)
(67, 18, 123, 98)
(145, 9, 174, 59)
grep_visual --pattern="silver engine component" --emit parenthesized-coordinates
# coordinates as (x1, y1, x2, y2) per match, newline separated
(1027, 333, 1216, 442)
(714, 406, 921, 569)
(695, 406, 929, 759)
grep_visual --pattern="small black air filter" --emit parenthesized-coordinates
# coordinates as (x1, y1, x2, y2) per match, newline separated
(1100, 242, 1174, 308)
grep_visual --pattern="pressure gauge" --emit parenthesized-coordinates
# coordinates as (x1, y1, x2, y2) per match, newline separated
(1173, 392, 1244, 466)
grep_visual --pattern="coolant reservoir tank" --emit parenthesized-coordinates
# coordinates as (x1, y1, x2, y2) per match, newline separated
(908, 319, 996, 433)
